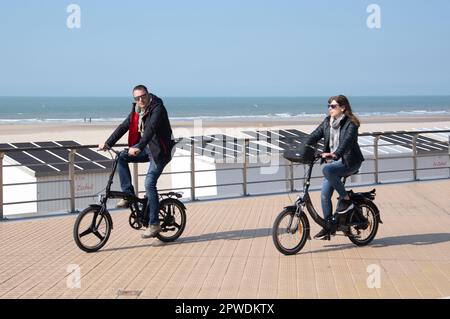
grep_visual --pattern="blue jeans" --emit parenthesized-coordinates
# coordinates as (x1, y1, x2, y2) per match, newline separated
(118, 149, 169, 226)
(144, 158, 169, 226)
(320, 159, 361, 219)
(118, 149, 150, 196)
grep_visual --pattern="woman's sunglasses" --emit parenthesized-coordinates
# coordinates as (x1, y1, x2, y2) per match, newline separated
(328, 104, 339, 109)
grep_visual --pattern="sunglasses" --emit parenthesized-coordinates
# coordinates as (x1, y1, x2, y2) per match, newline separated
(328, 104, 339, 109)
(134, 94, 148, 101)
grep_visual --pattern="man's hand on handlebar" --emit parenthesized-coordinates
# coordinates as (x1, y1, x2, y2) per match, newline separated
(98, 143, 109, 151)
(128, 147, 141, 157)
(321, 152, 337, 159)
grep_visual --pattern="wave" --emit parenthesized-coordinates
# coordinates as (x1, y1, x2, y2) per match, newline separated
(0, 118, 126, 124)
(169, 113, 327, 121)
(1, 110, 449, 124)
(397, 110, 450, 115)
(169, 110, 450, 121)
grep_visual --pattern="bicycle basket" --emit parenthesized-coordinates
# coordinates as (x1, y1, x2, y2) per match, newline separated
(283, 144, 316, 164)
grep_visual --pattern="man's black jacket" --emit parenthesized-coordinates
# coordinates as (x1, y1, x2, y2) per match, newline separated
(305, 115, 365, 168)
(106, 94, 175, 165)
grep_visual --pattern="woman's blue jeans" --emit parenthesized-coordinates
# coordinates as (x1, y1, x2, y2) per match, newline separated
(321, 159, 361, 219)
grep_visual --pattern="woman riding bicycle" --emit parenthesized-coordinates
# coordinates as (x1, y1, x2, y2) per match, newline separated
(304, 95, 365, 240)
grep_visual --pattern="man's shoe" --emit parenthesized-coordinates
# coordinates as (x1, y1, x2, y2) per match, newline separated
(314, 228, 329, 240)
(335, 198, 354, 214)
(141, 225, 162, 239)
(116, 199, 130, 208)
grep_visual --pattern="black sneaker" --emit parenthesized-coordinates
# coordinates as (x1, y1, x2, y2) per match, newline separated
(314, 228, 329, 240)
(335, 198, 354, 214)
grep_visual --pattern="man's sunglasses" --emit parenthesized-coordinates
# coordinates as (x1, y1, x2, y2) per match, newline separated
(134, 94, 148, 101)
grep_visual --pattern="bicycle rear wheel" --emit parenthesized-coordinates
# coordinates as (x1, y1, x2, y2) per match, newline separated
(73, 206, 112, 253)
(272, 209, 309, 255)
(347, 201, 379, 246)
(156, 199, 186, 242)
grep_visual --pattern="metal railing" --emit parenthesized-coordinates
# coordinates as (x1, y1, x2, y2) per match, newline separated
(1, 129, 449, 219)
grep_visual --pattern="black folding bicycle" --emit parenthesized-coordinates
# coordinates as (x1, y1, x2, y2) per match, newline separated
(272, 145, 382, 255)
(73, 147, 186, 253)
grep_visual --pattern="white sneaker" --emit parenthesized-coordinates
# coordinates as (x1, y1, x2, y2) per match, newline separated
(116, 199, 130, 208)
(141, 225, 162, 238)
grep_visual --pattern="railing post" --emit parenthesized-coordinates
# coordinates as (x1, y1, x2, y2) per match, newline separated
(69, 149, 76, 213)
(289, 160, 294, 192)
(412, 133, 418, 181)
(0, 152, 4, 220)
(133, 163, 139, 195)
(190, 139, 196, 201)
(374, 135, 380, 184)
(243, 139, 248, 196)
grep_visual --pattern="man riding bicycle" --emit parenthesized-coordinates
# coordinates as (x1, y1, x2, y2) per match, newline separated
(99, 85, 175, 238)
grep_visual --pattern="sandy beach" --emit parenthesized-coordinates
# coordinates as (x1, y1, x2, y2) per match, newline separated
(1, 115, 450, 145)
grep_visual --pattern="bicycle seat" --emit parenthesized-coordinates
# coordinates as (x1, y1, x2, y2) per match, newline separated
(160, 191, 183, 198)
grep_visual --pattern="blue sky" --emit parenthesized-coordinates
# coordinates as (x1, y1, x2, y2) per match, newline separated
(1, 0, 449, 97)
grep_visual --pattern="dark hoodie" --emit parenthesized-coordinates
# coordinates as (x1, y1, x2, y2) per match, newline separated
(305, 115, 365, 168)
(105, 94, 175, 165)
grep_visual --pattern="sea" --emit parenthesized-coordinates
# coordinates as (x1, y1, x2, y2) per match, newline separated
(0, 96, 449, 123)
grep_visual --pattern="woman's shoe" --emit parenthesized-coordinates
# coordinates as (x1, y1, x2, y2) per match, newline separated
(335, 198, 354, 214)
(314, 228, 329, 240)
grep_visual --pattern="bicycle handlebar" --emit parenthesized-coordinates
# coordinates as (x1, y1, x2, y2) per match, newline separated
(97, 146, 127, 156)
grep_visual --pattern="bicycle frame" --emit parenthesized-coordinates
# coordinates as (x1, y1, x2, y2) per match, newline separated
(288, 157, 378, 231)
(99, 148, 186, 223)
(74, 147, 187, 252)
(291, 158, 328, 229)
(273, 151, 382, 255)
(99, 149, 135, 203)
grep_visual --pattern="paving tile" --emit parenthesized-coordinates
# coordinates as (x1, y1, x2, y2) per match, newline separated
(1, 180, 449, 299)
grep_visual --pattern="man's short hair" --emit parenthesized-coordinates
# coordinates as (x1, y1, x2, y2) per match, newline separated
(133, 85, 149, 94)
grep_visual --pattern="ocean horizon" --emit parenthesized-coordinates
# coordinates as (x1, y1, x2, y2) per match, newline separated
(1, 95, 450, 124)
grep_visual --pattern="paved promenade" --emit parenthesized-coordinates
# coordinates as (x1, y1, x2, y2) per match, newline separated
(1, 180, 449, 299)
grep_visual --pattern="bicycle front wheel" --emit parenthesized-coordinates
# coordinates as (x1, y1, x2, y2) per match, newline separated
(73, 206, 112, 253)
(272, 209, 309, 255)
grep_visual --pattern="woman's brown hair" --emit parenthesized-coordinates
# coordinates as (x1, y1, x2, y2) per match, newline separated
(328, 95, 360, 127)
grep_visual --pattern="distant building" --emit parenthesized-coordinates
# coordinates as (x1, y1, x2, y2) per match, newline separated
(1, 140, 117, 216)
(1, 128, 449, 217)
